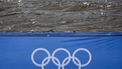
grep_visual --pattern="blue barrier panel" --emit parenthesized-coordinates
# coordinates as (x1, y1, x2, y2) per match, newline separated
(0, 32, 122, 69)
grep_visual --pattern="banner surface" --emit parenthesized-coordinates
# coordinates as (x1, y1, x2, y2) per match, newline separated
(0, 32, 122, 69)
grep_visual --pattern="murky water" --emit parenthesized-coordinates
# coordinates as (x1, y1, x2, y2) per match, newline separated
(0, 0, 122, 32)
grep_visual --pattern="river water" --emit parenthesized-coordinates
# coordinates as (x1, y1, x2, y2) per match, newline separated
(0, 0, 122, 32)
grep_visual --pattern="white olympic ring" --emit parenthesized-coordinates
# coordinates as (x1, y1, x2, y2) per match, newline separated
(31, 48, 92, 69)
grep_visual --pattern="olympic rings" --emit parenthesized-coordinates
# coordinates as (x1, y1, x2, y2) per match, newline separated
(31, 48, 51, 67)
(31, 48, 92, 69)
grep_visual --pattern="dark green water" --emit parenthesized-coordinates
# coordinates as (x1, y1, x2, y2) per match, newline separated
(0, 0, 122, 32)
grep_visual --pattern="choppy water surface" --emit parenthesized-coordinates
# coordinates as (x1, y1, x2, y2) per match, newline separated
(0, 0, 122, 32)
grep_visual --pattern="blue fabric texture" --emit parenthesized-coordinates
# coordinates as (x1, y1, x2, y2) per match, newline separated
(0, 32, 122, 69)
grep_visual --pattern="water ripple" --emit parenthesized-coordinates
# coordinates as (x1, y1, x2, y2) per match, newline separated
(0, 0, 122, 32)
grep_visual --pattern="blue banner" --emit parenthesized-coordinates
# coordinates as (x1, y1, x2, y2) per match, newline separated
(0, 32, 122, 69)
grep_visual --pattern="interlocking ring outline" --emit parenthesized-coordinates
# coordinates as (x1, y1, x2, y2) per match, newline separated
(31, 48, 92, 69)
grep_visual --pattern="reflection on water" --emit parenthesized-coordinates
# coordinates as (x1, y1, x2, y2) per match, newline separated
(0, 0, 122, 32)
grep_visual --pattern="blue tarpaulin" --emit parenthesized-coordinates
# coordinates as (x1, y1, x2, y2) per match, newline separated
(0, 32, 122, 69)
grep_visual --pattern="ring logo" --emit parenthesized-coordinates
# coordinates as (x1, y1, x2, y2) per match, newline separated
(31, 48, 92, 69)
